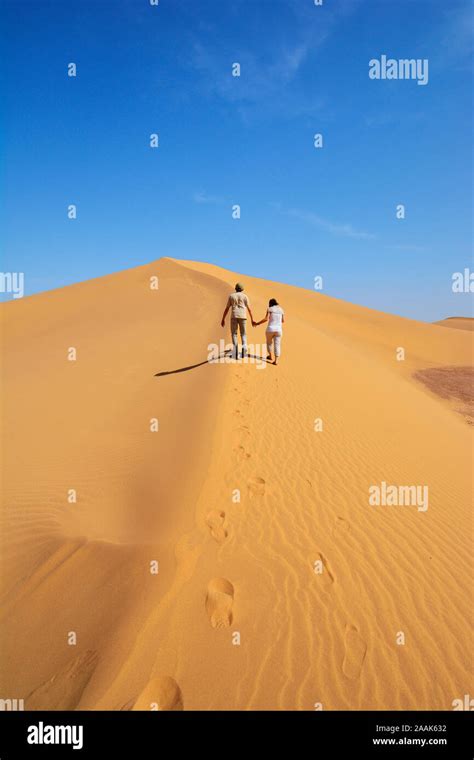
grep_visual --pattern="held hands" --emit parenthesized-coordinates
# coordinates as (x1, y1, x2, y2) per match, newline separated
(222, 317, 259, 327)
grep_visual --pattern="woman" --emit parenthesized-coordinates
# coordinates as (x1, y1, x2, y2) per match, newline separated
(254, 298, 285, 365)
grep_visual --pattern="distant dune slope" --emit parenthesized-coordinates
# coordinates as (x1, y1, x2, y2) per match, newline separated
(434, 317, 474, 332)
(0, 258, 472, 710)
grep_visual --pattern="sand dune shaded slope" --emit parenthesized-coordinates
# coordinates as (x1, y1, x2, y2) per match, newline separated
(1, 258, 472, 710)
(434, 317, 474, 332)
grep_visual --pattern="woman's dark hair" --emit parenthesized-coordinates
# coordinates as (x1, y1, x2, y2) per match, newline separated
(269, 298, 279, 307)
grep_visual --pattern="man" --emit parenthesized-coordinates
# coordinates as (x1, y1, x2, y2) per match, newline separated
(221, 283, 255, 359)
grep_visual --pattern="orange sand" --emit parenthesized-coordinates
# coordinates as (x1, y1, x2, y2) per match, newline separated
(0, 258, 472, 710)
(434, 317, 474, 331)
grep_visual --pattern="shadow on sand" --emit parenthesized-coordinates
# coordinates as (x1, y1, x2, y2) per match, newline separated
(154, 351, 273, 377)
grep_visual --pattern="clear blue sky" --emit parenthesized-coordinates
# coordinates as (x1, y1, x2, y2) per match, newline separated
(2, 0, 473, 320)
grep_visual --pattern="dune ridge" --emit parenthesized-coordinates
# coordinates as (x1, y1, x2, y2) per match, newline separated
(434, 317, 474, 332)
(0, 258, 472, 710)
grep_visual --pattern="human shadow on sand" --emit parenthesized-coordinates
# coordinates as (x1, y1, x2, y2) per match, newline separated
(154, 352, 273, 377)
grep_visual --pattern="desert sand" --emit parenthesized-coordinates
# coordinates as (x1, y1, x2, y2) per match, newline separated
(434, 317, 474, 332)
(0, 257, 472, 710)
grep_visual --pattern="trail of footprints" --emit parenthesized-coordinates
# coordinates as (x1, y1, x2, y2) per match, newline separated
(126, 371, 365, 710)
(209, 367, 368, 691)
(23, 375, 366, 712)
(204, 371, 266, 635)
(121, 374, 272, 709)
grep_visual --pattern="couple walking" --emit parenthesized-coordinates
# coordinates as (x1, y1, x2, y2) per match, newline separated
(221, 283, 285, 365)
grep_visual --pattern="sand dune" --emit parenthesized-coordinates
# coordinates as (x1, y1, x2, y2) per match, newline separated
(0, 257, 472, 710)
(434, 317, 474, 331)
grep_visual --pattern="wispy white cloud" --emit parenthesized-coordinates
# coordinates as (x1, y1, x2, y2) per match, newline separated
(274, 203, 375, 241)
(188, 1, 361, 121)
(191, 40, 316, 107)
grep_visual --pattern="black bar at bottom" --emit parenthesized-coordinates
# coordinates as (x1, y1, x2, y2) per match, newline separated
(0, 710, 472, 757)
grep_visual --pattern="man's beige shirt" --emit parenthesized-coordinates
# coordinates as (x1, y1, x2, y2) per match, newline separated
(227, 292, 250, 319)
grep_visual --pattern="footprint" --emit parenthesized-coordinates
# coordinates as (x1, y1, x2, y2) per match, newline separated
(333, 516, 350, 536)
(234, 444, 251, 461)
(342, 624, 367, 679)
(206, 511, 228, 543)
(132, 676, 183, 711)
(248, 477, 266, 497)
(312, 552, 335, 586)
(206, 578, 234, 629)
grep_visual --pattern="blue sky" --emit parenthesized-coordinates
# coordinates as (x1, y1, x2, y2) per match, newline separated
(1, 0, 473, 320)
